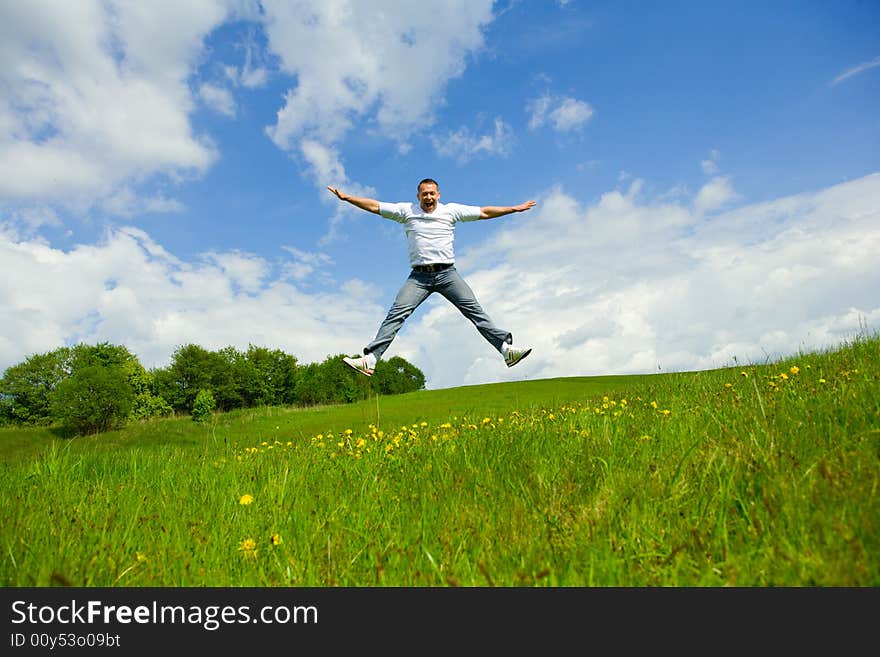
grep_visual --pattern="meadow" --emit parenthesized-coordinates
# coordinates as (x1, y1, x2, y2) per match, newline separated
(1, 335, 877, 587)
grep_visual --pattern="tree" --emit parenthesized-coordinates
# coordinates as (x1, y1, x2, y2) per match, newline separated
(128, 364, 173, 420)
(50, 365, 134, 436)
(70, 342, 170, 420)
(191, 388, 215, 422)
(245, 345, 298, 406)
(374, 356, 426, 395)
(0, 348, 72, 425)
(154, 344, 220, 413)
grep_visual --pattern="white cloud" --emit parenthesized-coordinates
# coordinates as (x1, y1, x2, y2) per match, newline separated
(527, 93, 594, 132)
(701, 149, 721, 175)
(390, 172, 880, 388)
(694, 176, 737, 215)
(3, 173, 878, 389)
(431, 117, 515, 163)
(281, 246, 333, 282)
(199, 82, 237, 117)
(0, 0, 229, 215)
(100, 187, 185, 218)
(0, 225, 385, 374)
(260, 0, 495, 184)
(831, 55, 880, 86)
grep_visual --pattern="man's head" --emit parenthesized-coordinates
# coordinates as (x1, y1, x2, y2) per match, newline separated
(417, 178, 440, 213)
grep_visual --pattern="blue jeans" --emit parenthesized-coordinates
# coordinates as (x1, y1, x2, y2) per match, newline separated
(365, 266, 512, 359)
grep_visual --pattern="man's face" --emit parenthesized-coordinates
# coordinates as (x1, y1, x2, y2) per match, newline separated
(417, 182, 440, 213)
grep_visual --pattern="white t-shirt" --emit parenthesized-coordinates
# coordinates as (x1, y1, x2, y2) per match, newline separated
(378, 201, 482, 267)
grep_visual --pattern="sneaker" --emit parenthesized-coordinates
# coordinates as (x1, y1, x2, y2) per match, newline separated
(343, 355, 374, 377)
(504, 347, 532, 368)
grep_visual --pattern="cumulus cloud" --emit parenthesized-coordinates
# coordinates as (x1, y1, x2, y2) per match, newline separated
(431, 117, 515, 163)
(260, 0, 495, 188)
(281, 246, 333, 283)
(0, 225, 385, 374)
(694, 176, 737, 215)
(701, 149, 721, 175)
(2, 173, 878, 388)
(392, 173, 880, 388)
(527, 93, 594, 132)
(0, 0, 230, 217)
(199, 82, 237, 117)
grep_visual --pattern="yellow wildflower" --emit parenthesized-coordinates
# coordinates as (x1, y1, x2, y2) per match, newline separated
(790, 366, 800, 375)
(270, 534, 283, 546)
(240, 538, 257, 557)
(239, 494, 254, 506)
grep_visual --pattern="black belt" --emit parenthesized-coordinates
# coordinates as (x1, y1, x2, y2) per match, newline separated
(412, 263, 453, 273)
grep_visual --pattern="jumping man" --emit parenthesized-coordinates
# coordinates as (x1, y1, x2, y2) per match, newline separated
(327, 178, 535, 377)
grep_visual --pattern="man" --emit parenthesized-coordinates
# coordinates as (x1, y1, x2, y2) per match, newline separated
(327, 178, 536, 377)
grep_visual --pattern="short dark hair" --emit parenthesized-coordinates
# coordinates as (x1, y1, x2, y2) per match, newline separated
(417, 178, 439, 192)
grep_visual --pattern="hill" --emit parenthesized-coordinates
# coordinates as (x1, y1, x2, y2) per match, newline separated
(1, 333, 877, 586)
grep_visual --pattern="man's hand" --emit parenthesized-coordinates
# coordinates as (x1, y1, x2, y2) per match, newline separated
(326, 186, 380, 214)
(480, 200, 538, 220)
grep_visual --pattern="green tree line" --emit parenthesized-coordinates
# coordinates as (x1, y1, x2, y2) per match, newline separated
(0, 342, 425, 436)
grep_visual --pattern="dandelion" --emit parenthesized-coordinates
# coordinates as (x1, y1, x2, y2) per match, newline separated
(240, 538, 258, 557)
(239, 494, 254, 506)
(650, 401, 658, 409)
(790, 366, 800, 375)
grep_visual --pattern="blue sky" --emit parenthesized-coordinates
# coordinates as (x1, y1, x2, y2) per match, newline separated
(2, 0, 879, 389)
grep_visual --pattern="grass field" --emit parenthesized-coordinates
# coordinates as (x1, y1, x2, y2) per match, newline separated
(1, 335, 877, 586)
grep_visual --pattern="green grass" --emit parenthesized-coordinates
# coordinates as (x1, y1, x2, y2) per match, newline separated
(1, 335, 878, 586)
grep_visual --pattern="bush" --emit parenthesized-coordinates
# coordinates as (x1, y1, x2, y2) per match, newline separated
(191, 389, 215, 422)
(50, 365, 134, 436)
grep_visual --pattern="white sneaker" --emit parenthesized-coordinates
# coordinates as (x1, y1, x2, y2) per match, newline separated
(343, 355, 375, 377)
(504, 347, 532, 368)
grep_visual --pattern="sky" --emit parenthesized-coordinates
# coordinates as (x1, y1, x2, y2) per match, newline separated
(1, 0, 879, 390)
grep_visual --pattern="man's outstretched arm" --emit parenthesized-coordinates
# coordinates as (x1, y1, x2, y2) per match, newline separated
(327, 186, 380, 214)
(479, 199, 537, 219)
